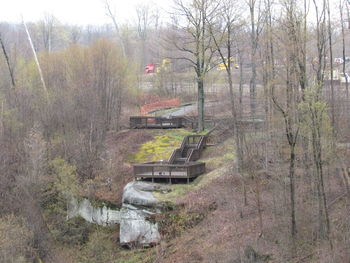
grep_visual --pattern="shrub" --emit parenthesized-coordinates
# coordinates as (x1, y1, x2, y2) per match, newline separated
(0, 214, 35, 263)
(156, 211, 204, 239)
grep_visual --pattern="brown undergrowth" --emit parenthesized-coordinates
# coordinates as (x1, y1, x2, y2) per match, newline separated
(80, 129, 154, 205)
(155, 172, 277, 263)
(152, 153, 350, 263)
(72, 128, 350, 263)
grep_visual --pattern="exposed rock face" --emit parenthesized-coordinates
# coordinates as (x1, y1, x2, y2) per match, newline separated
(120, 181, 170, 246)
(122, 181, 168, 208)
(67, 181, 170, 246)
(119, 204, 160, 245)
(67, 198, 121, 226)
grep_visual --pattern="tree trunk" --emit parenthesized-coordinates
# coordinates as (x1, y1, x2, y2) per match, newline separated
(255, 172, 264, 234)
(311, 122, 332, 243)
(250, 62, 257, 116)
(249, 1, 257, 116)
(198, 78, 205, 132)
(0, 35, 15, 88)
(289, 146, 297, 238)
(327, 0, 336, 136)
(340, 2, 349, 102)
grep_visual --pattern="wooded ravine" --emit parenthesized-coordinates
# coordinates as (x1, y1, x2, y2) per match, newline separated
(1, 0, 350, 262)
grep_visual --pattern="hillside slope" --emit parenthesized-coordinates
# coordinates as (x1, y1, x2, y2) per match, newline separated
(53, 127, 350, 263)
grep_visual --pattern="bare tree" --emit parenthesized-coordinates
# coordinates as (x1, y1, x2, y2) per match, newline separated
(326, 0, 336, 135)
(0, 214, 35, 262)
(0, 33, 15, 88)
(104, 0, 126, 57)
(307, 0, 332, 244)
(39, 13, 56, 52)
(171, 0, 219, 131)
(136, 3, 152, 68)
(207, 0, 243, 173)
(69, 25, 82, 44)
(346, 0, 350, 29)
(246, 0, 263, 116)
(340, 0, 349, 99)
(23, 18, 50, 104)
(14, 125, 57, 261)
(271, 0, 305, 240)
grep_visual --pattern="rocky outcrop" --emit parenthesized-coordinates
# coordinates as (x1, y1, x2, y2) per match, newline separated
(67, 198, 121, 226)
(119, 181, 170, 246)
(122, 181, 169, 208)
(119, 204, 160, 245)
(67, 181, 171, 246)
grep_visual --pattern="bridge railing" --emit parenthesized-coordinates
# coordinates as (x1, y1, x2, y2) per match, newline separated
(168, 134, 206, 164)
(130, 116, 216, 131)
(133, 161, 205, 181)
(168, 148, 182, 164)
(130, 116, 183, 129)
(186, 135, 207, 162)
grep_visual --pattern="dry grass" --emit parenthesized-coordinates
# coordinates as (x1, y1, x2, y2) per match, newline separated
(80, 129, 154, 205)
(151, 141, 350, 263)
(158, 174, 278, 263)
(76, 127, 350, 263)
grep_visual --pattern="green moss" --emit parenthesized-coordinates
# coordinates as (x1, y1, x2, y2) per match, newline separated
(89, 198, 118, 210)
(131, 132, 235, 202)
(130, 129, 195, 163)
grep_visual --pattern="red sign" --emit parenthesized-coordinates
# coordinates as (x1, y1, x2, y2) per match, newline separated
(145, 64, 155, 74)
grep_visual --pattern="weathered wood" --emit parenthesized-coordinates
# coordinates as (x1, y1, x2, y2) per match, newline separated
(133, 162, 205, 181)
(130, 116, 185, 129)
(168, 134, 206, 164)
(131, 119, 212, 183)
(129, 115, 218, 130)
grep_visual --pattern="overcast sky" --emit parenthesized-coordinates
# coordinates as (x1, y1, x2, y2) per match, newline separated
(0, 0, 344, 26)
(0, 0, 172, 25)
